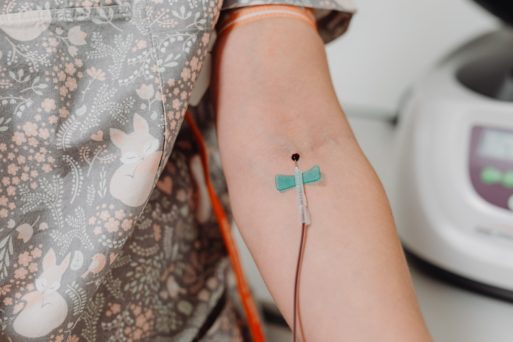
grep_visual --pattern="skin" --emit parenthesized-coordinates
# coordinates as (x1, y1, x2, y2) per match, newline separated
(213, 15, 432, 341)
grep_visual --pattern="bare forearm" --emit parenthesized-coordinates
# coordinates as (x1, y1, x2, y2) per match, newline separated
(214, 17, 430, 341)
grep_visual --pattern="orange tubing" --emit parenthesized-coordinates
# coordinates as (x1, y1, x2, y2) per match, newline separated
(185, 111, 265, 341)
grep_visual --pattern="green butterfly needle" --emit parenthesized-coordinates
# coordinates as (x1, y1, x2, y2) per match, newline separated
(275, 154, 321, 225)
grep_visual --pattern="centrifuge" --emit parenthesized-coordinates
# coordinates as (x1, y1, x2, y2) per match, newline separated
(393, 0, 513, 300)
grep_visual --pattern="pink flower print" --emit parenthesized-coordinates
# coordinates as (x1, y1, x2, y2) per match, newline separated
(2, 177, 10, 186)
(86, 67, 106, 81)
(68, 26, 87, 46)
(7, 164, 18, 175)
(132, 304, 142, 316)
(180, 67, 191, 81)
(23, 122, 38, 136)
(48, 115, 58, 124)
(121, 219, 133, 231)
(0, 143, 6, 151)
(3, 297, 13, 306)
(111, 303, 121, 314)
(17, 155, 26, 164)
(93, 226, 102, 235)
(39, 223, 48, 231)
(75, 58, 83, 67)
(27, 137, 38, 147)
(34, 153, 44, 163)
(59, 107, 70, 118)
(0, 209, 8, 218)
(41, 98, 56, 112)
(18, 252, 32, 267)
(65, 77, 77, 91)
(105, 218, 119, 233)
(6, 186, 15, 196)
(12, 132, 26, 145)
(135, 313, 149, 328)
(190, 56, 199, 71)
(65, 63, 76, 75)
(202, 32, 209, 45)
(172, 99, 180, 110)
(0, 284, 11, 296)
(31, 247, 42, 258)
(57, 71, 66, 81)
(114, 210, 125, 220)
(14, 268, 28, 279)
(106, 303, 121, 317)
(58, 85, 67, 97)
(0, 196, 7, 206)
(100, 210, 110, 220)
(39, 128, 50, 139)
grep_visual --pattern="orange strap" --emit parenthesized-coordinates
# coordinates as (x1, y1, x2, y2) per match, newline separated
(185, 111, 265, 341)
(217, 4, 317, 37)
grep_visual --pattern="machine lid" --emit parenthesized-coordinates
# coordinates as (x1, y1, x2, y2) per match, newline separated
(473, 0, 513, 25)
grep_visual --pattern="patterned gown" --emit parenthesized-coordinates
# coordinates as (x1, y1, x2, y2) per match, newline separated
(0, 0, 354, 340)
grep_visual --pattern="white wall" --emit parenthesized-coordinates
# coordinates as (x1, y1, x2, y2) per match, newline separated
(326, 0, 498, 118)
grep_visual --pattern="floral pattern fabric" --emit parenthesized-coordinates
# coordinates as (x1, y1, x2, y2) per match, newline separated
(0, 0, 353, 340)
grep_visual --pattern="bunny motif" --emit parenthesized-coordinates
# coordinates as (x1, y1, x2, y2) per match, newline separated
(109, 114, 163, 207)
(12, 248, 71, 338)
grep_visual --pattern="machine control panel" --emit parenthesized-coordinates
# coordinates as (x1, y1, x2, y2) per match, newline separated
(469, 126, 513, 211)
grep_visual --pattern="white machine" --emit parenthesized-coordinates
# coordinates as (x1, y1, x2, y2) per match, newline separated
(394, 1, 513, 299)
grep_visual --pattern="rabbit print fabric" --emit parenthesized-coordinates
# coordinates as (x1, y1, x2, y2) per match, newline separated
(0, 0, 354, 340)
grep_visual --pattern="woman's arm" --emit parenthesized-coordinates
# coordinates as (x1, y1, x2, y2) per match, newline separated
(213, 15, 431, 341)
